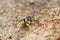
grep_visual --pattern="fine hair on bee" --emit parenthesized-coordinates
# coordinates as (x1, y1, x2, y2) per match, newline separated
(17, 15, 39, 31)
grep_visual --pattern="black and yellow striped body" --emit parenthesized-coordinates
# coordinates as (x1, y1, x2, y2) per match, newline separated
(17, 15, 38, 31)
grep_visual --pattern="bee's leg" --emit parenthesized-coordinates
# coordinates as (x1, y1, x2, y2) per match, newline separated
(17, 27, 20, 31)
(25, 23, 31, 30)
(26, 23, 31, 27)
(17, 23, 22, 31)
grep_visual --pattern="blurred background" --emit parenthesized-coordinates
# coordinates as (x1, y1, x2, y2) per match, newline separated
(0, 0, 60, 40)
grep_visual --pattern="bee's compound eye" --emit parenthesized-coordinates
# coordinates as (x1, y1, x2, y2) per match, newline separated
(26, 16, 32, 21)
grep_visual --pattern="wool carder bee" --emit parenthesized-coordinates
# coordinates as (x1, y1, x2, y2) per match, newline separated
(17, 15, 39, 31)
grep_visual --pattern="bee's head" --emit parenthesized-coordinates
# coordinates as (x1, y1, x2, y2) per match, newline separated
(26, 16, 32, 22)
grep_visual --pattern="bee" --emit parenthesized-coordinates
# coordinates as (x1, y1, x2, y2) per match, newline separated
(17, 15, 39, 31)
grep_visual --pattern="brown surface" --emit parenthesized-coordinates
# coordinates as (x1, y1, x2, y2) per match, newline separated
(0, 0, 60, 40)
